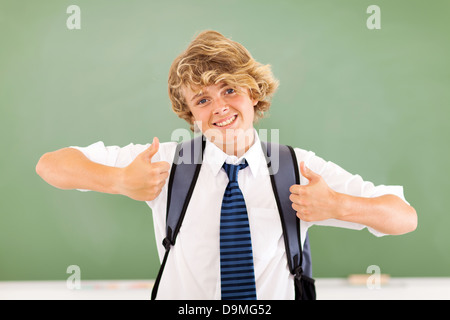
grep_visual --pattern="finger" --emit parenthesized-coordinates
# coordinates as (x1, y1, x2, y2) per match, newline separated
(145, 137, 160, 161)
(157, 178, 167, 188)
(289, 184, 306, 195)
(289, 184, 301, 194)
(158, 169, 170, 181)
(290, 193, 308, 208)
(296, 210, 312, 222)
(300, 161, 319, 182)
(151, 161, 171, 173)
(291, 202, 302, 212)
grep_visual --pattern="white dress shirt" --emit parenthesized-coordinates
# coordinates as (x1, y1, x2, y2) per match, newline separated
(70, 132, 408, 300)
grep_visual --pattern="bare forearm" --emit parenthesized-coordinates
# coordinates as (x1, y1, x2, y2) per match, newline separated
(36, 148, 122, 194)
(336, 193, 417, 235)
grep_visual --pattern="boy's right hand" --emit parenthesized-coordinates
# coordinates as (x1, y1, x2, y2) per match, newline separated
(118, 137, 170, 201)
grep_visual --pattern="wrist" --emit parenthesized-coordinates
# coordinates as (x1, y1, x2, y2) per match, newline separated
(105, 166, 125, 195)
(332, 191, 351, 220)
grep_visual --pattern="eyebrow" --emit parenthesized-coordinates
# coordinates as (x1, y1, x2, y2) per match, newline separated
(190, 90, 205, 102)
(190, 83, 229, 102)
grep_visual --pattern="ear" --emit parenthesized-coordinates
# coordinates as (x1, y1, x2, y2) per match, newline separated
(246, 87, 258, 107)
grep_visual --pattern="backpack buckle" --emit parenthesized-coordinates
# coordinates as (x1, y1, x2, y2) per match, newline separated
(162, 237, 172, 251)
(294, 265, 303, 281)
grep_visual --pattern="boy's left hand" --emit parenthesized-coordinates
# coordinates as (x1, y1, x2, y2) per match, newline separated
(289, 161, 341, 222)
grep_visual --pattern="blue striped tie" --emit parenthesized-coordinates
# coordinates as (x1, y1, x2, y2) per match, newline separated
(220, 160, 257, 300)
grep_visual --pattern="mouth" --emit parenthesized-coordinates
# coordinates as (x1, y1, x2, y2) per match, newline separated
(213, 114, 237, 128)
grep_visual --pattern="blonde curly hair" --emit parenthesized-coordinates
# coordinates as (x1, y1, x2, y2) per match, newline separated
(168, 30, 279, 131)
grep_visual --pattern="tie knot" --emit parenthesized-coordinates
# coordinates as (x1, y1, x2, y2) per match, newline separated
(222, 160, 248, 182)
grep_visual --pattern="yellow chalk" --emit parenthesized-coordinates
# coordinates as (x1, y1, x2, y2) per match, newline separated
(347, 274, 390, 285)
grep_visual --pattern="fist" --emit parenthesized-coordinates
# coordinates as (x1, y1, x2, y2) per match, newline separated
(119, 137, 170, 201)
(289, 161, 339, 222)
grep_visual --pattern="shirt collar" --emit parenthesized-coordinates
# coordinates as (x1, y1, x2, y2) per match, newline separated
(203, 129, 264, 178)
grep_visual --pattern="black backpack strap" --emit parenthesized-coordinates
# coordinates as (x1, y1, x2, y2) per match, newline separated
(261, 141, 315, 299)
(165, 135, 205, 244)
(260, 142, 302, 273)
(302, 231, 313, 279)
(151, 135, 205, 300)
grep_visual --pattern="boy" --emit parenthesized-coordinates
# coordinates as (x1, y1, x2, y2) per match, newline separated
(36, 30, 417, 300)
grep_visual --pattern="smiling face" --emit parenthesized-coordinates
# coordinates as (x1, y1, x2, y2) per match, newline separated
(183, 82, 258, 156)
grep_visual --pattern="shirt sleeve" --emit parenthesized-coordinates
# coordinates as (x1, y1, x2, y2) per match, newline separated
(70, 141, 151, 167)
(294, 148, 410, 237)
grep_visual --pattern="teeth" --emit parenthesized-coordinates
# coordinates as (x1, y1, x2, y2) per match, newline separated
(215, 115, 236, 127)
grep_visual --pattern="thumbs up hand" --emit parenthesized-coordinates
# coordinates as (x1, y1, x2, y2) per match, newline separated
(289, 161, 340, 222)
(119, 137, 171, 201)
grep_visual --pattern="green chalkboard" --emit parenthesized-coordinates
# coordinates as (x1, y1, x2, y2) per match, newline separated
(1, 0, 449, 281)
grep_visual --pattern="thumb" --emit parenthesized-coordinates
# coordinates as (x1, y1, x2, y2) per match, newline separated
(300, 161, 319, 182)
(145, 137, 160, 161)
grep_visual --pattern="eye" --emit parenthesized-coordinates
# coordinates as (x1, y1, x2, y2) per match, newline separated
(225, 88, 235, 94)
(197, 98, 208, 105)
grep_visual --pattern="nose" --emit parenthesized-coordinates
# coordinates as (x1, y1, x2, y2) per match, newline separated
(213, 98, 229, 115)
(214, 106, 229, 115)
